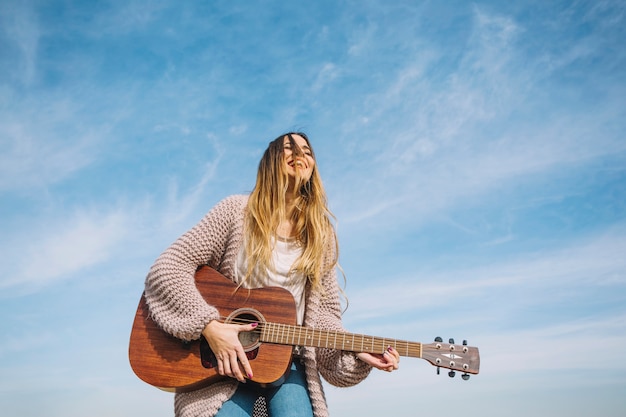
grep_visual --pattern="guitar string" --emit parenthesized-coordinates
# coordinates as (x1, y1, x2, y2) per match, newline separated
(211, 314, 425, 357)
(206, 316, 474, 370)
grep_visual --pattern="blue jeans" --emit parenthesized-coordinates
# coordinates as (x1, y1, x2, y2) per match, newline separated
(215, 360, 314, 417)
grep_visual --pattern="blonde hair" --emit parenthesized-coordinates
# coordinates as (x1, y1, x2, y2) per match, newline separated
(243, 132, 338, 290)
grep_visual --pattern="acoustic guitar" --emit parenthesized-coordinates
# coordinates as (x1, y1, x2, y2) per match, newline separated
(129, 266, 480, 392)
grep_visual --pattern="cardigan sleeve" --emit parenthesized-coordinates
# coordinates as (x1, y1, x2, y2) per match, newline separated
(143, 195, 245, 341)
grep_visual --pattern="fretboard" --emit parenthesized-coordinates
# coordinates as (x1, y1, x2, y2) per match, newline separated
(259, 322, 422, 358)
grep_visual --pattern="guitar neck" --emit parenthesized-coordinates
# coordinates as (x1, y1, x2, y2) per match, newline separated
(260, 322, 422, 358)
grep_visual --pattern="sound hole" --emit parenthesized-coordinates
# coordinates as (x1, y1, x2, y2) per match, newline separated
(234, 313, 261, 350)
(200, 308, 265, 370)
(226, 308, 265, 352)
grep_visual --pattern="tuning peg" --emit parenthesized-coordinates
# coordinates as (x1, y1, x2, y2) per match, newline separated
(436, 367, 440, 375)
(462, 373, 470, 381)
(434, 336, 443, 342)
(449, 338, 455, 344)
(461, 339, 469, 353)
(448, 370, 456, 378)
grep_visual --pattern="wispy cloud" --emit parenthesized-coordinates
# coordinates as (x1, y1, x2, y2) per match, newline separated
(480, 313, 626, 373)
(158, 135, 225, 231)
(0, 1, 39, 84)
(1, 207, 132, 294)
(345, 225, 626, 322)
(330, 5, 625, 228)
(0, 120, 98, 191)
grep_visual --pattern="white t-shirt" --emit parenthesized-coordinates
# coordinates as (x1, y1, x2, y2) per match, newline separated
(234, 237, 307, 324)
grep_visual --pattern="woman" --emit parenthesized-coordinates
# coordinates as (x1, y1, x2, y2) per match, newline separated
(144, 132, 400, 417)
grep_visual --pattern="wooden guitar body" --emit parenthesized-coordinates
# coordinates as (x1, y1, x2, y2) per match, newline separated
(129, 266, 296, 392)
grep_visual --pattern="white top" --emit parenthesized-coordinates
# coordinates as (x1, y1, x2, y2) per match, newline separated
(234, 236, 307, 324)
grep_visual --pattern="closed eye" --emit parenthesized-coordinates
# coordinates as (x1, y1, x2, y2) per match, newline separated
(285, 144, 313, 157)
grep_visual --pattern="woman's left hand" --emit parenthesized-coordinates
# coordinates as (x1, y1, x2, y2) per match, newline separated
(357, 346, 400, 372)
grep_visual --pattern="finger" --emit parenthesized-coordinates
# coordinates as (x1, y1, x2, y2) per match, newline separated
(220, 353, 232, 377)
(385, 346, 399, 357)
(383, 349, 399, 370)
(217, 355, 225, 376)
(229, 354, 245, 382)
(236, 322, 257, 380)
(237, 350, 254, 381)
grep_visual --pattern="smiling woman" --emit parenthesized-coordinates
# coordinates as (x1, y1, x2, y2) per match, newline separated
(141, 132, 400, 417)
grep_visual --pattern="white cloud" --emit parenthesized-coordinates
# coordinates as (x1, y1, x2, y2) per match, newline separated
(158, 136, 224, 231)
(330, 4, 625, 228)
(480, 313, 626, 374)
(1, 208, 132, 293)
(0, 1, 39, 84)
(345, 225, 626, 322)
(312, 62, 340, 92)
(0, 121, 96, 191)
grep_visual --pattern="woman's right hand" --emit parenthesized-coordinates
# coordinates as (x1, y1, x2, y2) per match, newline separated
(202, 320, 258, 383)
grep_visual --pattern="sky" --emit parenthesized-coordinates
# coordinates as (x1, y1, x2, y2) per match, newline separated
(1, 0, 625, 416)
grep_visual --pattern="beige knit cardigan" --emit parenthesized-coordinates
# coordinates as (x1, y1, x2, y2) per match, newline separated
(144, 195, 372, 417)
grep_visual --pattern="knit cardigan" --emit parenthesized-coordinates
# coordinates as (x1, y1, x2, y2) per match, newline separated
(144, 195, 372, 417)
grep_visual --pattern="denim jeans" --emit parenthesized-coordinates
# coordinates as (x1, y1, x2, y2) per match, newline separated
(215, 360, 314, 417)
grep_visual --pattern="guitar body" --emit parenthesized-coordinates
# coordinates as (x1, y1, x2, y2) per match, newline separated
(128, 266, 297, 392)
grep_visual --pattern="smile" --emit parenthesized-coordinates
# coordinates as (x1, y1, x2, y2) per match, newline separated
(289, 160, 307, 168)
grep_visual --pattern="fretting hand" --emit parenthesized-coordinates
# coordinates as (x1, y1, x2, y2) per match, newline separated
(357, 346, 400, 372)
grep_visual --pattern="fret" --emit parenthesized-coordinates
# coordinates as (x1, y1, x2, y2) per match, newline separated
(259, 322, 424, 359)
(285, 324, 291, 345)
(263, 322, 269, 342)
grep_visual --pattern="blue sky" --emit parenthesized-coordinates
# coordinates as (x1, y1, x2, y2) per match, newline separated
(1, 0, 625, 416)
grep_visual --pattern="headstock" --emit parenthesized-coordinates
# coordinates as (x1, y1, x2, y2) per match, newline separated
(422, 337, 480, 380)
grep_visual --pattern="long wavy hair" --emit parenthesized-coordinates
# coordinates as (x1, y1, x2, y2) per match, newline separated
(243, 132, 338, 290)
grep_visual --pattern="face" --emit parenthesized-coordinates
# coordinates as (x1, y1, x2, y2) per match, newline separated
(283, 134, 315, 182)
